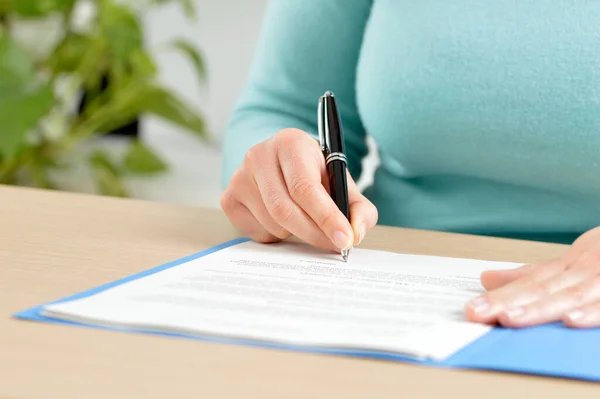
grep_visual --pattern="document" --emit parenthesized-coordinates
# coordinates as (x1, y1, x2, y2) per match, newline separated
(41, 240, 520, 361)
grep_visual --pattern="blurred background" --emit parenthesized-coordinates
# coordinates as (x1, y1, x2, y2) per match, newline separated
(0, 0, 376, 209)
(130, 0, 270, 209)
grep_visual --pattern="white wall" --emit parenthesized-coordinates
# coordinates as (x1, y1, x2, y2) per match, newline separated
(145, 0, 270, 144)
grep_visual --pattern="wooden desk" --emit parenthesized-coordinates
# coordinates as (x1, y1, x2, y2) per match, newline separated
(1, 185, 598, 399)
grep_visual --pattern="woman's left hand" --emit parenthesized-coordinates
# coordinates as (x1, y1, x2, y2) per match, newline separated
(466, 226, 600, 328)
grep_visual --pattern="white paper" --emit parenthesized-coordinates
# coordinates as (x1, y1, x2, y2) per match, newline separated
(42, 240, 519, 361)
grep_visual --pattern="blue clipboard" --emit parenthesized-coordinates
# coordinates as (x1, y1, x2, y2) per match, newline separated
(13, 237, 600, 382)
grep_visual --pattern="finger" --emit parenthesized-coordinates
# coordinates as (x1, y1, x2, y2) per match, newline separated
(480, 248, 588, 292)
(220, 190, 280, 243)
(496, 269, 598, 328)
(276, 130, 354, 251)
(480, 263, 540, 291)
(560, 253, 600, 329)
(564, 292, 600, 328)
(346, 172, 378, 246)
(229, 167, 291, 241)
(466, 260, 568, 323)
(245, 136, 338, 253)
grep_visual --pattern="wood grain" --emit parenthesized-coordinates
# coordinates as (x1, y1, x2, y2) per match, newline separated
(1, 184, 598, 399)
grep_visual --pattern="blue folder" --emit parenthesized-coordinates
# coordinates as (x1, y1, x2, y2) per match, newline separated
(13, 238, 600, 382)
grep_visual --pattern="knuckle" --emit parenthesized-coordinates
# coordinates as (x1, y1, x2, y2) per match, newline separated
(481, 293, 500, 306)
(565, 284, 588, 303)
(273, 226, 291, 240)
(276, 128, 304, 144)
(289, 177, 316, 202)
(219, 191, 236, 213)
(580, 250, 600, 267)
(589, 249, 600, 261)
(518, 263, 537, 273)
(243, 148, 254, 166)
(230, 166, 246, 186)
(252, 231, 280, 244)
(563, 251, 600, 271)
(518, 273, 542, 287)
(530, 280, 551, 296)
(269, 196, 295, 222)
(275, 131, 296, 148)
(244, 145, 263, 169)
(276, 129, 317, 153)
(276, 129, 321, 165)
(316, 209, 335, 231)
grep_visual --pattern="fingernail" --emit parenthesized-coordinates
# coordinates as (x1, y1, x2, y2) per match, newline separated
(468, 297, 491, 315)
(566, 310, 585, 322)
(333, 230, 352, 250)
(357, 223, 366, 245)
(504, 307, 525, 320)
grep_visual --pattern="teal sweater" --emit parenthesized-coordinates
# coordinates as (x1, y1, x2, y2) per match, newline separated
(221, 0, 600, 244)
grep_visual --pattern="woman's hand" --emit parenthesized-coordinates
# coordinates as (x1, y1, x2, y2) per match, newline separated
(220, 128, 378, 253)
(466, 226, 600, 328)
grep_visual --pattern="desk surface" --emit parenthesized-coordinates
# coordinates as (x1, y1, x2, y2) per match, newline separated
(2, 185, 599, 399)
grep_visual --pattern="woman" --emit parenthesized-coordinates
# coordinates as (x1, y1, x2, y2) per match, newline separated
(219, 0, 600, 329)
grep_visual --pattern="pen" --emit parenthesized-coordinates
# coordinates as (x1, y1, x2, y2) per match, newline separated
(318, 91, 351, 262)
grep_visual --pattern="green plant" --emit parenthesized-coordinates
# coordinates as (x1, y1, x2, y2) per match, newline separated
(0, 0, 207, 196)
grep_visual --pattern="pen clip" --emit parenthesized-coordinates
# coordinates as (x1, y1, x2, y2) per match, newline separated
(318, 95, 329, 156)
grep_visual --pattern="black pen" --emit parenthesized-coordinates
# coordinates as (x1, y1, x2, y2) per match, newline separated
(318, 91, 351, 262)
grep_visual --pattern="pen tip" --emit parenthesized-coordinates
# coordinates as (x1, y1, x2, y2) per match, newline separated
(324, 90, 334, 97)
(341, 248, 349, 262)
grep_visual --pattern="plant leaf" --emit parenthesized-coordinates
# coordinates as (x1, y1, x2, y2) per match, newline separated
(140, 86, 207, 139)
(123, 140, 167, 174)
(75, 81, 207, 142)
(45, 33, 91, 75)
(145, 0, 195, 19)
(170, 38, 206, 82)
(1, 0, 76, 16)
(0, 34, 36, 92)
(75, 35, 109, 90)
(128, 48, 157, 79)
(180, 0, 195, 18)
(89, 149, 121, 175)
(0, 84, 55, 158)
(99, 1, 142, 61)
(88, 149, 127, 197)
(79, 80, 149, 135)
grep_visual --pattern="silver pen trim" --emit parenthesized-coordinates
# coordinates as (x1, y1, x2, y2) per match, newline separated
(325, 152, 347, 165)
(317, 96, 327, 154)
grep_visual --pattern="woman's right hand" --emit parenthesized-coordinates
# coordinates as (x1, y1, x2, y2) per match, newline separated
(220, 128, 378, 253)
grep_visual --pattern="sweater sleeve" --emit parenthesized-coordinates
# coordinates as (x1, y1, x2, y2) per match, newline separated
(220, 0, 373, 189)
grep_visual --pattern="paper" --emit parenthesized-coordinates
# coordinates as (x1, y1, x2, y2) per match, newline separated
(41, 240, 519, 361)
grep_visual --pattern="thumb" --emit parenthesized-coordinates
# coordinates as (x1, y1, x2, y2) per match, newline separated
(346, 173, 378, 246)
(480, 263, 538, 290)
